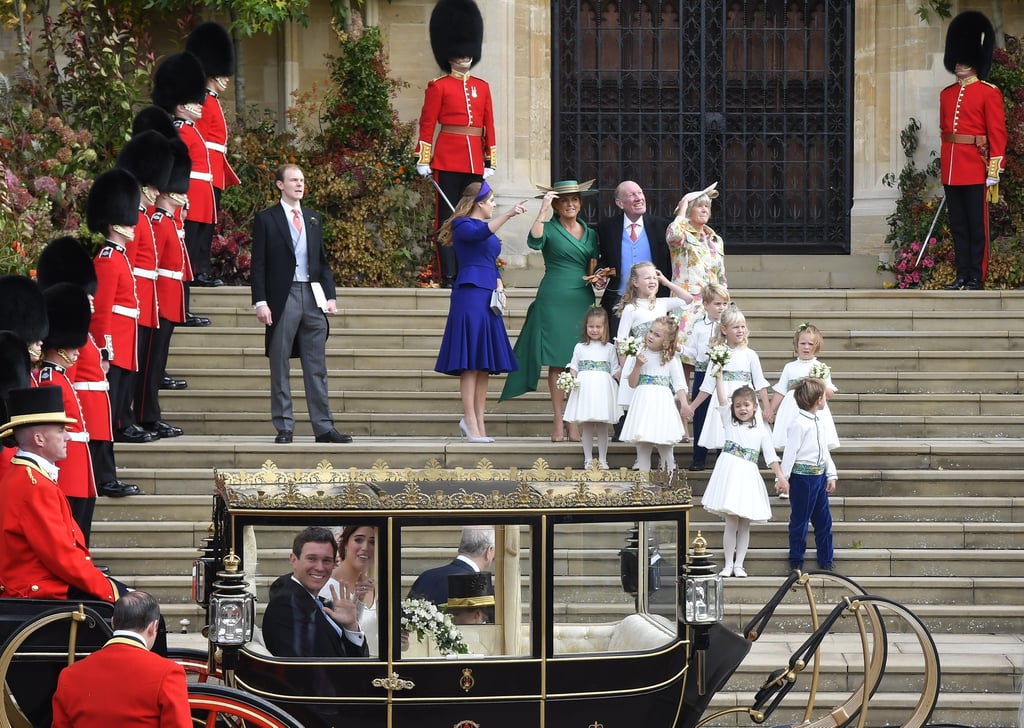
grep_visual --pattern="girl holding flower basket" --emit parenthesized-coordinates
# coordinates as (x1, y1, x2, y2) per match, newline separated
(562, 307, 621, 468)
(769, 323, 839, 450)
(684, 306, 771, 451)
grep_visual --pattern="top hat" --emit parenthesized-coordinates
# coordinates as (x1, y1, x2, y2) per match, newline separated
(534, 179, 598, 198)
(0, 386, 76, 441)
(132, 105, 178, 141)
(151, 52, 208, 113)
(36, 236, 98, 295)
(943, 11, 996, 80)
(429, 0, 484, 72)
(117, 130, 173, 191)
(86, 169, 142, 233)
(677, 181, 719, 218)
(0, 275, 48, 345)
(186, 22, 236, 78)
(444, 572, 495, 609)
(164, 138, 193, 195)
(41, 283, 91, 351)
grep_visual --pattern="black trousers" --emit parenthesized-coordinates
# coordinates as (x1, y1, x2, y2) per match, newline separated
(88, 439, 116, 486)
(107, 364, 133, 432)
(434, 170, 482, 280)
(135, 322, 173, 424)
(944, 183, 988, 282)
(183, 219, 214, 278)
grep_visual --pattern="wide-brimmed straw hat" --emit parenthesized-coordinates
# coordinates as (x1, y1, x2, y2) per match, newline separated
(678, 181, 719, 218)
(0, 386, 76, 441)
(534, 179, 598, 198)
(444, 572, 495, 609)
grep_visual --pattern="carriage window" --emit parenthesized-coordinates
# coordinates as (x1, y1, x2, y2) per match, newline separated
(400, 524, 531, 658)
(552, 520, 677, 655)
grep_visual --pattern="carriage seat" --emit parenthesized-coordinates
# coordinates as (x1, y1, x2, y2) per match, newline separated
(548, 613, 676, 654)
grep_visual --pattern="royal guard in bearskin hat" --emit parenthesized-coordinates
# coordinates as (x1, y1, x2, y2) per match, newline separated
(940, 10, 1007, 290)
(415, 0, 496, 287)
(87, 168, 148, 449)
(0, 329, 33, 480)
(37, 235, 141, 499)
(37, 283, 98, 540)
(186, 22, 241, 202)
(152, 51, 223, 321)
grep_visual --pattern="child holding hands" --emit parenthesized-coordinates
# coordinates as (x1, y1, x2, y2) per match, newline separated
(680, 282, 731, 470)
(563, 307, 621, 468)
(769, 323, 839, 451)
(776, 377, 837, 572)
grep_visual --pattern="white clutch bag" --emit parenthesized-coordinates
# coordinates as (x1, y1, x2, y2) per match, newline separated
(489, 289, 505, 316)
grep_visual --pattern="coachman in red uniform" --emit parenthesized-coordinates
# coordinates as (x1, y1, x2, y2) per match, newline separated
(415, 0, 496, 287)
(940, 11, 1007, 290)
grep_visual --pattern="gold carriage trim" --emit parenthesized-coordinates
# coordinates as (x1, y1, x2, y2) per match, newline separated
(214, 458, 691, 511)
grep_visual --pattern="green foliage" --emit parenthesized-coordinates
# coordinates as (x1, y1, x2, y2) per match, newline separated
(915, 0, 952, 24)
(141, 0, 311, 36)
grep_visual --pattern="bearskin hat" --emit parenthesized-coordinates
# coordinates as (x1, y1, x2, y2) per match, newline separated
(117, 130, 173, 190)
(41, 283, 90, 351)
(0, 275, 48, 345)
(165, 138, 192, 195)
(86, 169, 142, 233)
(151, 52, 208, 113)
(944, 11, 996, 80)
(0, 331, 32, 435)
(186, 22, 235, 78)
(37, 236, 98, 295)
(429, 0, 484, 72)
(132, 105, 178, 140)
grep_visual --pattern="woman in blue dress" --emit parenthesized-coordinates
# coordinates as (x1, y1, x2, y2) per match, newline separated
(435, 181, 526, 442)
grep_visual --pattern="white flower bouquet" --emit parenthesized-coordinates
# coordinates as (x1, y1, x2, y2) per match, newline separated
(707, 344, 731, 374)
(555, 371, 579, 394)
(615, 335, 642, 357)
(400, 597, 468, 655)
(808, 361, 831, 380)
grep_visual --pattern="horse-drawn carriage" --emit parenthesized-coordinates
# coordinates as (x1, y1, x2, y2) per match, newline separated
(1, 460, 941, 728)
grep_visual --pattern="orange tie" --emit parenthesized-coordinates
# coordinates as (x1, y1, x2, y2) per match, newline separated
(629, 223, 638, 242)
(292, 208, 302, 234)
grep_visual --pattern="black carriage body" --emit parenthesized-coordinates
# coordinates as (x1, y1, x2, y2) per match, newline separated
(206, 461, 693, 728)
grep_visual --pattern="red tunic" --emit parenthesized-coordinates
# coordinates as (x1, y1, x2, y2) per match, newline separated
(174, 119, 216, 224)
(91, 241, 139, 371)
(129, 208, 159, 329)
(152, 208, 187, 323)
(194, 89, 240, 190)
(73, 336, 112, 442)
(0, 455, 116, 600)
(416, 71, 496, 175)
(52, 638, 192, 728)
(940, 77, 1007, 186)
(37, 366, 96, 498)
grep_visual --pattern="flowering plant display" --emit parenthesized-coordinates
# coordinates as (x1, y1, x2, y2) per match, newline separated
(808, 361, 831, 380)
(555, 371, 579, 394)
(400, 598, 468, 655)
(707, 344, 731, 374)
(615, 335, 642, 357)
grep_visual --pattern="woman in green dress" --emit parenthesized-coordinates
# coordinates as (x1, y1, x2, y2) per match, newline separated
(500, 180, 599, 441)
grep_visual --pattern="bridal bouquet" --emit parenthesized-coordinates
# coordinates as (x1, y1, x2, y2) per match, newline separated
(555, 371, 579, 394)
(401, 598, 468, 655)
(615, 335, 642, 357)
(808, 361, 831, 380)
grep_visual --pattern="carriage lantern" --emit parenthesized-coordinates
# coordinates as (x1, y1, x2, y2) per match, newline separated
(208, 551, 255, 649)
(681, 532, 724, 695)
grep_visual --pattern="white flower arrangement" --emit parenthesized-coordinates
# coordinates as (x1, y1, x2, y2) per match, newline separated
(707, 344, 731, 374)
(555, 371, 579, 394)
(615, 335, 642, 357)
(400, 598, 468, 655)
(808, 361, 831, 380)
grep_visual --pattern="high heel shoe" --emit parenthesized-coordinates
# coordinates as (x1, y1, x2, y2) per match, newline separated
(460, 418, 493, 443)
(458, 418, 470, 439)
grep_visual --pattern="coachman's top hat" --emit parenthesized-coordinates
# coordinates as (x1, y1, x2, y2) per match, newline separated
(186, 22, 236, 78)
(444, 572, 495, 609)
(429, 0, 484, 72)
(0, 386, 76, 441)
(943, 11, 996, 80)
(86, 169, 142, 234)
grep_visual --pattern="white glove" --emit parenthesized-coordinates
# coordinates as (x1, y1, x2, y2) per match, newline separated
(986, 177, 999, 187)
(483, 167, 495, 180)
(416, 164, 432, 177)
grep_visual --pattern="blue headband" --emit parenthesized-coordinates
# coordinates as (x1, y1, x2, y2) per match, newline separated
(475, 181, 492, 202)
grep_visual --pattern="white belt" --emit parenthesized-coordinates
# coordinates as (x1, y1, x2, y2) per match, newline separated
(74, 381, 109, 392)
(112, 305, 140, 319)
(133, 268, 158, 280)
(206, 141, 227, 153)
(157, 268, 185, 280)
(67, 431, 90, 443)
(190, 171, 213, 182)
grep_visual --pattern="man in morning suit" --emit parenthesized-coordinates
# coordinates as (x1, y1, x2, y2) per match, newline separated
(251, 164, 352, 444)
(262, 527, 369, 658)
(51, 591, 190, 728)
(595, 180, 673, 333)
(407, 525, 495, 605)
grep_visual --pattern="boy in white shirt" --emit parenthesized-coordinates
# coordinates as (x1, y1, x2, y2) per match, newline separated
(775, 377, 837, 571)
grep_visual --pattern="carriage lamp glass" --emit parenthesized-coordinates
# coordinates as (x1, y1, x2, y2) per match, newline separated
(209, 593, 254, 645)
(682, 532, 724, 625)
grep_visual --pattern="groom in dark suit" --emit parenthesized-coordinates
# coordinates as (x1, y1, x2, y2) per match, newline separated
(262, 527, 369, 658)
(251, 164, 352, 444)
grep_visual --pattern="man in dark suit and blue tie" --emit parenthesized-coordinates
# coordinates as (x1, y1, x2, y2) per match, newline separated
(251, 164, 352, 444)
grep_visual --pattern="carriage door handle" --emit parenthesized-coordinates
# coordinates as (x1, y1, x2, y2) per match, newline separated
(371, 672, 416, 691)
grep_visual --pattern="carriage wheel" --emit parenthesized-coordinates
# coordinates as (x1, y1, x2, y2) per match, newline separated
(188, 684, 304, 728)
(169, 647, 225, 684)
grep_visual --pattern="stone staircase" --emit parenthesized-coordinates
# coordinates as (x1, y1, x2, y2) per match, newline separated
(100, 286, 1024, 726)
